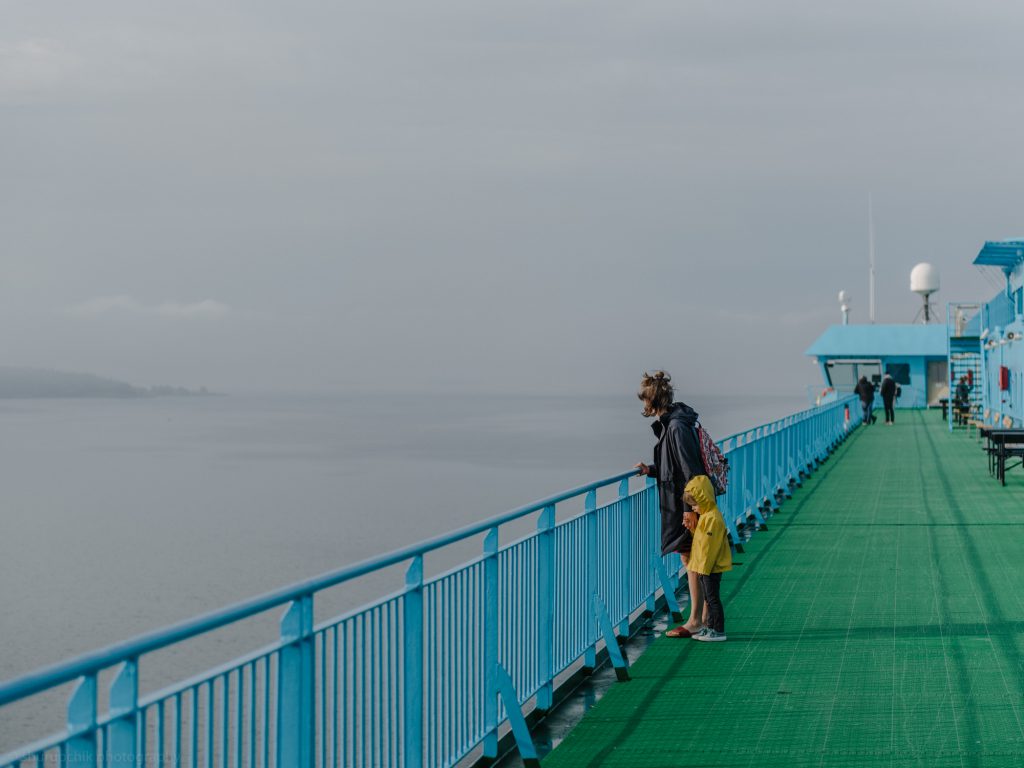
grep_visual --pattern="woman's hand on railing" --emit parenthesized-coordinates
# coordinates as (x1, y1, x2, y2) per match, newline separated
(635, 462, 652, 476)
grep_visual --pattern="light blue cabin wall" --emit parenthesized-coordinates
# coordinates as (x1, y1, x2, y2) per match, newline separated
(980, 287, 1024, 427)
(985, 336, 1024, 426)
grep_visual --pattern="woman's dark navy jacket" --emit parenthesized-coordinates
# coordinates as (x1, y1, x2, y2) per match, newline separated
(649, 402, 705, 555)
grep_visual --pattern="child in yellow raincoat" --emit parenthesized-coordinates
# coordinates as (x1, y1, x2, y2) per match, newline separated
(682, 475, 733, 642)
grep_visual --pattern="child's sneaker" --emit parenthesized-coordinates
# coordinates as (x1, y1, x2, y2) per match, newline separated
(690, 627, 710, 641)
(694, 629, 727, 642)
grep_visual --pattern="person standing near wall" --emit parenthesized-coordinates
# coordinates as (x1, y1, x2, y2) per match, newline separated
(855, 375, 876, 425)
(880, 373, 897, 425)
(634, 371, 707, 638)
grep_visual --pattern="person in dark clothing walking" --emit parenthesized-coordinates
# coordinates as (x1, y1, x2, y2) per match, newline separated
(880, 374, 897, 425)
(955, 376, 972, 409)
(634, 371, 707, 638)
(855, 375, 876, 425)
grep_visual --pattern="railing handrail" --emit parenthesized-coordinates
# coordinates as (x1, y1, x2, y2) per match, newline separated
(717, 395, 856, 445)
(0, 468, 638, 706)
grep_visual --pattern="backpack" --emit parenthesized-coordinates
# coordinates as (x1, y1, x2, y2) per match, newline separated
(695, 422, 729, 496)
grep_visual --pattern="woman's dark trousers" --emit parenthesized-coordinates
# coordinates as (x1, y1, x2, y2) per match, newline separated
(699, 573, 724, 632)
(883, 397, 895, 423)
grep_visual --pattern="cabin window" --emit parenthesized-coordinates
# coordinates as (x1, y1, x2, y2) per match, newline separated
(825, 360, 882, 390)
(885, 363, 911, 385)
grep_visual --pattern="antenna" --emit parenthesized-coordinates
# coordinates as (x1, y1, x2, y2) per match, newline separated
(838, 290, 851, 325)
(868, 194, 876, 323)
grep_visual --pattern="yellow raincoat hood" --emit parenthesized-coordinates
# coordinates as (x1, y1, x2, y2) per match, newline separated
(683, 475, 732, 575)
(683, 475, 718, 514)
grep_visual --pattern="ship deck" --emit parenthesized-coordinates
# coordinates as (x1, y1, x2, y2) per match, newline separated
(542, 411, 1024, 767)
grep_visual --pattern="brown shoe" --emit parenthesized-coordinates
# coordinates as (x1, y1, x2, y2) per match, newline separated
(666, 625, 697, 638)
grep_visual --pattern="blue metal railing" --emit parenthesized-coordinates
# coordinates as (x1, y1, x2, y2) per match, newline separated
(0, 396, 857, 768)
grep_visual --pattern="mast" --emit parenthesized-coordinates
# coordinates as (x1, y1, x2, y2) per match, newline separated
(868, 193, 876, 324)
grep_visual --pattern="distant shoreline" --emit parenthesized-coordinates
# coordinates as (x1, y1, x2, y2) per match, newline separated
(0, 366, 220, 399)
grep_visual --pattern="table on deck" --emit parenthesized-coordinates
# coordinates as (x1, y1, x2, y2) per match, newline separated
(986, 428, 1024, 486)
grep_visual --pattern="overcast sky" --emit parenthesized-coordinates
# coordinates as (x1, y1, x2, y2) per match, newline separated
(2, 1, 1022, 395)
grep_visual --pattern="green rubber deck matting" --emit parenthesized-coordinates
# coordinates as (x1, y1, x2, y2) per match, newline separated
(542, 411, 1024, 767)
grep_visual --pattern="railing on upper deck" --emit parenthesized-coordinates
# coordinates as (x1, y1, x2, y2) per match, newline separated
(0, 396, 858, 768)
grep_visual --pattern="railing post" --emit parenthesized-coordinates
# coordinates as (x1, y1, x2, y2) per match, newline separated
(483, 529, 500, 759)
(651, 554, 683, 622)
(67, 674, 97, 768)
(584, 489, 598, 671)
(536, 505, 555, 713)
(592, 596, 630, 682)
(618, 478, 631, 636)
(403, 556, 425, 768)
(495, 666, 540, 768)
(278, 594, 314, 768)
(107, 660, 138, 768)
(643, 476, 660, 612)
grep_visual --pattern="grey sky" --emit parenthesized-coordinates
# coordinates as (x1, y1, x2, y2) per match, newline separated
(2, 1, 1022, 396)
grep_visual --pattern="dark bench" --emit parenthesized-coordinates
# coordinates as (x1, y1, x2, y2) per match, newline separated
(986, 428, 1024, 486)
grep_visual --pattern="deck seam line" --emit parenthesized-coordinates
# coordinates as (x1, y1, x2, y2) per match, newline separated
(747, 457, 850, 758)
(916, 420, 967, 768)
(815, 460, 882, 766)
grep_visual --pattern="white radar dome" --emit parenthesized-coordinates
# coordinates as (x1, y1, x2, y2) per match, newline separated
(910, 263, 940, 296)
(838, 290, 850, 304)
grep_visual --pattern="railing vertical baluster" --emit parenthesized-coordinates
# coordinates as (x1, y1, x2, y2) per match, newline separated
(67, 675, 98, 768)
(174, 693, 182, 768)
(317, 634, 325, 768)
(643, 475, 665, 595)
(220, 677, 227, 768)
(278, 595, 314, 768)
(156, 700, 166, 768)
(206, 681, 214, 768)
(247, 665, 255, 768)
(583, 489, 598, 670)
(235, 669, 243, 768)
(617, 479, 631, 636)
(536, 504, 555, 713)
(331, 626, 339, 768)
(191, 685, 199, 768)
(482, 528, 499, 760)
(403, 556, 425, 768)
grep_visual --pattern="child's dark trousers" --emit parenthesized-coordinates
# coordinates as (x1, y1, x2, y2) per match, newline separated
(699, 572, 725, 632)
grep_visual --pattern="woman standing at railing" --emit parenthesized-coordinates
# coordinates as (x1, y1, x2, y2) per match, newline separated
(634, 371, 707, 638)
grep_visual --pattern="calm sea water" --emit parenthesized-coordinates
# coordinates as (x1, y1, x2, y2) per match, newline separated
(0, 392, 806, 745)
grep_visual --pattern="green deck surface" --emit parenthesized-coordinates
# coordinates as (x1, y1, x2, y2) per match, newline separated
(543, 412, 1024, 767)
